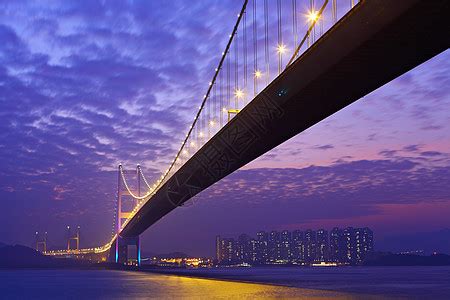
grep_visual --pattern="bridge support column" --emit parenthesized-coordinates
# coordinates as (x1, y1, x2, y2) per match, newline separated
(116, 235, 141, 266)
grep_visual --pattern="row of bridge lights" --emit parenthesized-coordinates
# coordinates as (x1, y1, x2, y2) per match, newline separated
(222, 10, 320, 111)
(191, 9, 321, 132)
(175, 9, 324, 167)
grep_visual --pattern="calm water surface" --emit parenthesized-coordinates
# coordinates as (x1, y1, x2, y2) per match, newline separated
(155, 266, 450, 299)
(0, 269, 363, 299)
(0, 267, 449, 299)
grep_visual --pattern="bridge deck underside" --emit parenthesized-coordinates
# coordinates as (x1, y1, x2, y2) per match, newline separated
(121, 0, 449, 238)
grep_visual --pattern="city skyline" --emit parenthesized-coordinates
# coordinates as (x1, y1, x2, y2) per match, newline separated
(0, 0, 449, 258)
(216, 226, 374, 266)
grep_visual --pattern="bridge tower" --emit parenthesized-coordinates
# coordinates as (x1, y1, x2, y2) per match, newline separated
(67, 226, 80, 251)
(35, 231, 47, 253)
(114, 164, 141, 266)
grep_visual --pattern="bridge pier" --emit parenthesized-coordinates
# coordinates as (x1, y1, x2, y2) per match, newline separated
(115, 235, 141, 266)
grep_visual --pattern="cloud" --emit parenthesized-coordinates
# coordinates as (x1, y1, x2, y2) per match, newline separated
(314, 144, 334, 150)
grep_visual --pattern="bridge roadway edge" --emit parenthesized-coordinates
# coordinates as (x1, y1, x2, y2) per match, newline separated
(120, 0, 449, 239)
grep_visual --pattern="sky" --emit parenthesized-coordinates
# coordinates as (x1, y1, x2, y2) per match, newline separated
(0, 1, 449, 257)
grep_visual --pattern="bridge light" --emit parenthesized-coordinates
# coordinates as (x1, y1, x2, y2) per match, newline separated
(277, 44, 287, 54)
(234, 89, 244, 99)
(254, 70, 262, 78)
(307, 11, 319, 22)
(209, 120, 215, 127)
(199, 131, 204, 138)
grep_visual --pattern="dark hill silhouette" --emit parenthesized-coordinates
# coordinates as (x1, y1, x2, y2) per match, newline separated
(0, 244, 90, 268)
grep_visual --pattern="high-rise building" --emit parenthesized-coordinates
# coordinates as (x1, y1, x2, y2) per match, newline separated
(342, 227, 374, 264)
(237, 234, 252, 263)
(304, 229, 316, 263)
(291, 230, 304, 263)
(268, 231, 281, 261)
(343, 227, 356, 264)
(330, 227, 346, 263)
(316, 229, 328, 262)
(355, 227, 374, 263)
(249, 239, 259, 263)
(256, 231, 268, 263)
(216, 235, 221, 263)
(217, 237, 237, 264)
(280, 230, 291, 261)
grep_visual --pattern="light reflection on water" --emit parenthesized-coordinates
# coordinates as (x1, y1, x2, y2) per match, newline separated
(0, 269, 375, 299)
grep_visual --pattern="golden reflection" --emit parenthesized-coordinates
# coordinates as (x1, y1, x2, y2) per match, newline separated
(133, 272, 378, 299)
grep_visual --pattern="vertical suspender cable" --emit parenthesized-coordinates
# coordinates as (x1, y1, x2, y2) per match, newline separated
(292, 0, 298, 54)
(213, 82, 217, 130)
(243, 9, 247, 106)
(220, 71, 223, 127)
(252, 0, 257, 96)
(234, 30, 239, 109)
(277, 0, 282, 74)
(264, 0, 269, 86)
(312, 0, 315, 44)
(227, 55, 230, 115)
(208, 85, 211, 139)
(332, 0, 337, 23)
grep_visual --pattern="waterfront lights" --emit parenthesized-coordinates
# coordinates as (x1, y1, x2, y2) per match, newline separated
(209, 120, 215, 127)
(254, 70, 262, 78)
(277, 44, 287, 54)
(308, 10, 319, 22)
(199, 131, 204, 138)
(234, 88, 244, 99)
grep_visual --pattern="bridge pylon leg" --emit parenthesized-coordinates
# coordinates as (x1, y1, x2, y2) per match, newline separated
(115, 235, 141, 266)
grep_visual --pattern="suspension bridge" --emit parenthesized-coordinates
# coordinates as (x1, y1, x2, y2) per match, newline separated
(43, 0, 449, 265)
